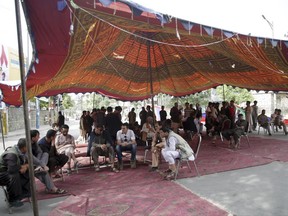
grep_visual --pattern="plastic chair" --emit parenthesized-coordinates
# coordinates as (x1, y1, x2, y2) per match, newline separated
(258, 124, 268, 134)
(174, 134, 202, 180)
(238, 121, 250, 148)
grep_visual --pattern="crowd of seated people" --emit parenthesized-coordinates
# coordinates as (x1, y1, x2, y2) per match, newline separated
(3, 101, 287, 208)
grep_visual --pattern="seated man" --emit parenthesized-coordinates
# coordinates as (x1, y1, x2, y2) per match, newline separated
(90, 125, 118, 172)
(55, 124, 80, 174)
(141, 117, 156, 141)
(116, 123, 137, 170)
(31, 130, 66, 194)
(222, 114, 248, 148)
(257, 109, 272, 136)
(38, 129, 69, 177)
(160, 127, 195, 180)
(149, 121, 165, 172)
(0, 138, 30, 207)
(274, 109, 288, 135)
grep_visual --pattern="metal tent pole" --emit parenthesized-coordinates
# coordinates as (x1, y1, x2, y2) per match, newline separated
(0, 109, 5, 150)
(147, 41, 155, 122)
(14, 0, 39, 215)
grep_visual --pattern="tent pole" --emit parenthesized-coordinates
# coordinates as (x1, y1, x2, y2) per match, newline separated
(223, 85, 226, 101)
(147, 41, 155, 121)
(14, 0, 39, 215)
(0, 109, 5, 150)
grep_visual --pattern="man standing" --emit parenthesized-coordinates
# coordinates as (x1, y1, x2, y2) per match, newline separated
(159, 106, 167, 122)
(139, 107, 147, 127)
(245, 101, 253, 133)
(128, 108, 136, 125)
(0, 138, 30, 207)
(104, 106, 122, 144)
(57, 111, 65, 129)
(228, 100, 236, 128)
(170, 102, 181, 133)
(159, 128, 195, 180)
(251, 100, 258, 131)
(116, 123, 137, 170)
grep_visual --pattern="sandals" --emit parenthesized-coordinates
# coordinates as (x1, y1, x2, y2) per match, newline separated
(46, 188, 67, 194)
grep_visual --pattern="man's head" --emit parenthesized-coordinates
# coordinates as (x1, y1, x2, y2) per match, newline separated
(61, 124, 69, 136)
(155, 121, 162, 132)
(246, 101, 251, 106)
(238, 113, 244, 120)
(121, 123, 129, 134)
(30, 130, 40, 144)
(253, 100, 257, 105)
(46, 129, 57, 141)
(146, 105, 151, 111)
(159, 127, 170, 139)
(52, 123, 59, 131)
(261, 109, 266, 115)
(94, 124, 103, 135)
(131, 108, 135, 112)
(230, 100, 234, 105)
(17, 138, 27, 154)
(185, 102, 189, 108)
(58, 111, 62, 115)
(161, 105, 164, 110)
(107, 106, 113, 113)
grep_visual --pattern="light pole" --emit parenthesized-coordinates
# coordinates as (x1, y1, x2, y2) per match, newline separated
(262, 15, 276, 112)
(262, 15, 274, 39)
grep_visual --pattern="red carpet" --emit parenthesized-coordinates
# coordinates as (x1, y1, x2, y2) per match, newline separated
(48, 165, 228, 216)
(34, 135, 288, 215)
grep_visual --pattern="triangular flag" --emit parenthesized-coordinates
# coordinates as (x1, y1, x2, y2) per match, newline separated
(0, 45, 8, 67)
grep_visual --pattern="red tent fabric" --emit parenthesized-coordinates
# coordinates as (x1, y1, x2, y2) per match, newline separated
(1, 0, 288, 106)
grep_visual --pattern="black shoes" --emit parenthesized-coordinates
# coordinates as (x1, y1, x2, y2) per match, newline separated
(9, 200, 24, 208)
(149, 167, 158, 172)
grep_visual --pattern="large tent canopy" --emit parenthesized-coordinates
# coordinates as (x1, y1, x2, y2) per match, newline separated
(1, 0, 288, 106)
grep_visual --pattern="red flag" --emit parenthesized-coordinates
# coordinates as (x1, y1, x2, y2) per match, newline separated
(0, 45, 8, 67)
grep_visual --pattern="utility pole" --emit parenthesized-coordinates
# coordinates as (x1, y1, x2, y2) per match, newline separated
(262, 15, 276, 113)
(262, 15, 274, 39)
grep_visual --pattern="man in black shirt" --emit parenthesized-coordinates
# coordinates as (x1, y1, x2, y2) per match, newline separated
(57, 111, 65, 129)
(38, 129, 68, 176)
(0, 138, 30, 207)
(159, 106, 167, 122)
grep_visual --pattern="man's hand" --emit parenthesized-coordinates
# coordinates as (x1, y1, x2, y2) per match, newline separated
(20, 164, 28, 174)
(101, 144, 107, 151)
(43, 165, 49, 172)
(122, 142, 129, 146)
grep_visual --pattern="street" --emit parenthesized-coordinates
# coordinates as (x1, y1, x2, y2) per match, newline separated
(0, 119, 80, 153)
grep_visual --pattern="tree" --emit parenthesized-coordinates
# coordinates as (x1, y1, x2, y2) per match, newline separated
(62, 93, 74, 109)
(216, 85, 254, 105)
(167, 90, 211, 108)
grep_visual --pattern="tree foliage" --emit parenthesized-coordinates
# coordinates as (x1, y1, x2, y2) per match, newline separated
(216, 85, 254, 105)
(62, 93, 74, 109)
(167, 90, 211, 108)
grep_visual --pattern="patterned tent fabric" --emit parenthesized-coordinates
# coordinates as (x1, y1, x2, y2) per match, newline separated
(1, 0, 288, 106)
